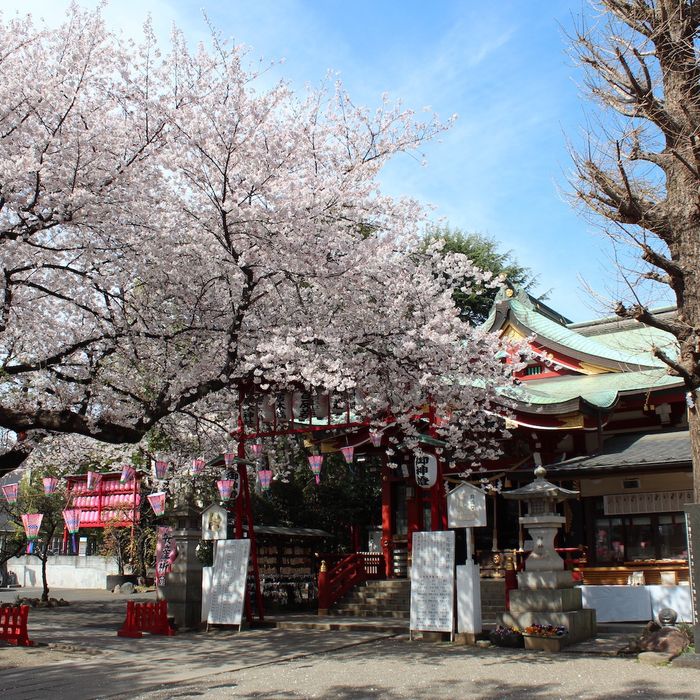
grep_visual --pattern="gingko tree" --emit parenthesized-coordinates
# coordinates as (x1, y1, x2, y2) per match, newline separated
(570, 1, 700, 500)
(0, 5, 515, 473)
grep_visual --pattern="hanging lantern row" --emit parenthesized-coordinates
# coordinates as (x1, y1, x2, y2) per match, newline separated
(147, 492, 166, 516)
(2, 483, 18, 504)
(87, 470, 102, 491)
(120, 464, 135, 484)
(21, 513, 43, 554)
(250, 442, 264, 457)
(258, 468, 273, 491)
(42, 476, 59, 495)
(308, 455, 324, 485)
(153, 460, 169, 480)
(340, 446, 355, 464)
(62, 509, 82, 553)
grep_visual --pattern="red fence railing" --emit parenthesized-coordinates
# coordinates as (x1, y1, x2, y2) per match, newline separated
(317, 552, 384, 614)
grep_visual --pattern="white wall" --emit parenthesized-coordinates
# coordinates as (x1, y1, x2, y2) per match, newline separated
(7, 555, 120, 589)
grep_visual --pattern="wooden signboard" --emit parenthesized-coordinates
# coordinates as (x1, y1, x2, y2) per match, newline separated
(207, 539, 251, 627)
(410, 530, 455, 635)
(447, 482, 487, 528)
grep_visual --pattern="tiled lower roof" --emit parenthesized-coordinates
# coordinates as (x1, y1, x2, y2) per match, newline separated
(543, 430, 690, 475)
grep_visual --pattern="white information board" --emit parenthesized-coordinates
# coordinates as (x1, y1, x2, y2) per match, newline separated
(207, 539, 251, 626)
(410, 530, 455, 633)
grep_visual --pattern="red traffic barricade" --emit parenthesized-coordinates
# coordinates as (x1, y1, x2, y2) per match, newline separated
(0, 604, 35, 646)
(117, 600, 175, 638)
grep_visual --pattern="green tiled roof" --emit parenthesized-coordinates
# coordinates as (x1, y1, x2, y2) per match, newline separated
(502, 368, 682, 410)
(482, 289, 667, 371)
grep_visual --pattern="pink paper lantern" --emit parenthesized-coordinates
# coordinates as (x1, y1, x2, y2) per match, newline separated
(191, 458, 206, 475)
(120, 465, 135, 484)
(147, 492, 167, 516)
(258, 469, 273, 491)
(86, 471, 102, 491)
(153, 460, 169, 480)
(21, 513, 43, 540)
(42, 476, 59, 495)
(308, 455, 324, 485)
(223, 451, 236, 468)
(340, 446, 355, 464)
(62, 509, 82, 533)
(250, 442, 264, 457)
(369, 430, 382, 447)
(217, 479, 237, 501)
(2, 483, 18, 504)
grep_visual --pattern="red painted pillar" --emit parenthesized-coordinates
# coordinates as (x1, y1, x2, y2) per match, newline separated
(381, 461, 393, 578)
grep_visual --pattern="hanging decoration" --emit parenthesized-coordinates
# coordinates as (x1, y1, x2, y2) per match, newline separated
(191, 458, 206, 476)
(223, 451, 236, 468)
(216, 478, 238, 501)
(250, 442, 264, 458)
(340, 446, 355, 464)
(147, 492, 167, 516)
(308, 454, 324, 485)
(2, 483, 19, 504)
(153, 459, 169, 480)
(120, 464, 135, 484)
(86, 471, 102, 491)
(62, 509, 82, 553)
(21, 513, 43, 554)
(258, 468, 273, 492)
(42, 476, 59, 495)
(369, 430, 382, 448)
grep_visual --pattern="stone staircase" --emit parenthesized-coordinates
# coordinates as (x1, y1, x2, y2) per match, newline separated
(331, 579, 410, 619)
(329, 577, 506, 625)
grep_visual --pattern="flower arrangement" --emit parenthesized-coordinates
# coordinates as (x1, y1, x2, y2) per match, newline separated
(523, 624, 567, 638)
(489, 625, 524, 648)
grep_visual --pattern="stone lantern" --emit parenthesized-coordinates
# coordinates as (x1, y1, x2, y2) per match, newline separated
(498, 466, 596, 645)
(503, 465, 579, 589)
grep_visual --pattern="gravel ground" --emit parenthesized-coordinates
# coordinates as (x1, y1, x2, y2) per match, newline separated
(127, 636, 700, 700)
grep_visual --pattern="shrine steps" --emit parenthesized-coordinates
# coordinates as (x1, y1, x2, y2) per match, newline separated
(331, 579, 411, 619)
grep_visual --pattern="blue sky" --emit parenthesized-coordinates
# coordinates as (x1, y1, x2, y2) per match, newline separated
(4, 0, 657, 322)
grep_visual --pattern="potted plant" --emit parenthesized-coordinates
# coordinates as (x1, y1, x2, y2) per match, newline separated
(489, 625, 524, 648)
(522, 624, 569, 652)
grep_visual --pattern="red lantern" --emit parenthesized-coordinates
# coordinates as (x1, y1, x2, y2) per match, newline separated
(340, 446, 355, 464)
(153, 460, 169, 480)
(87, 471, 102, 490)
(147, 492, 167, 516)
(21, 513, 43, 540)
(42, 476, 59, 495)
(191, 458, 206, 475)
(308, 455, 324, 484)
(250, 442, 264, 457)
(2, 483, 18, 504)
(217, 478, 238, 501)
(120, 465, 135, 484)
(223, 451, 236, 468)
(258, 469, 273, 491)
(62, 508, 82, 554)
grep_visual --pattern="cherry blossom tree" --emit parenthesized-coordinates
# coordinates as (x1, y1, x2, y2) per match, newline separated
(0, 5, 515, 473)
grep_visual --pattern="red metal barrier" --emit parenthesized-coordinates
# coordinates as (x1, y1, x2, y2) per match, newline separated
(117, 600, 175, 638)
(0, 605, 34, 646)
(318, 552, 384, 615)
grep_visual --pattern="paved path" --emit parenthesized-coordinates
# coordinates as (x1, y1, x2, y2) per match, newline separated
(1, 588, 699, 699)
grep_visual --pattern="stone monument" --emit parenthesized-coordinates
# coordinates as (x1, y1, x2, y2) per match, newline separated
(498, 467, 596, 645)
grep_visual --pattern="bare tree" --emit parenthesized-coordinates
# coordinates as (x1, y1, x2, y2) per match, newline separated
(571, 0, 700, 500)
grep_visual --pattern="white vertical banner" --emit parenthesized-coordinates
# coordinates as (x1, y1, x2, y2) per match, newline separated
(207, 539, 251, 626)
(410, 530, 455, 633)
